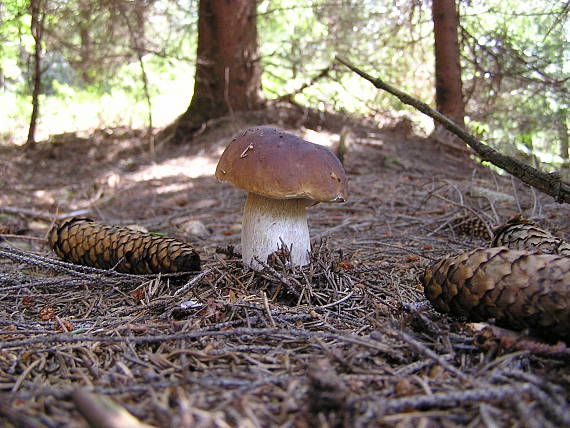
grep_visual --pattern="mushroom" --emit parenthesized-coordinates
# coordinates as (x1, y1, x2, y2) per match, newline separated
(215, 126, 348, 269)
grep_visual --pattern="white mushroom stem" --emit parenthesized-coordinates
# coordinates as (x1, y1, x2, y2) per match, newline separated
(241, 192, 312, 269)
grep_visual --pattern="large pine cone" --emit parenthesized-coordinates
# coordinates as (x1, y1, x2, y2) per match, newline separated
(422, 247, 570, 339)
(492, 216, 570, 255)
(49, 217, 201, 274)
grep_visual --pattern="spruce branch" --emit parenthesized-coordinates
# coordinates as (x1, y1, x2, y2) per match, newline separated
(336, 56, 570, 204)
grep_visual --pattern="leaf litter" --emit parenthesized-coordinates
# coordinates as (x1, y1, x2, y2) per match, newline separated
(0, 112, 569, 427)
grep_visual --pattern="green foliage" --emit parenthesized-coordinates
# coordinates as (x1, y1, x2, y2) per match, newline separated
(258, 0, 435, 119)
(460, 0, 569, 163)
(0, 0, 567, 168)
(0, 0, 198, 144)
(0, 90, 32, 143)
(0, 0, 33, 92)
(0, 58, 195, 144)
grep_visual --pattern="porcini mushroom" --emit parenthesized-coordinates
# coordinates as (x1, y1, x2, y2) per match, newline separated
(215, 126, 348, 269)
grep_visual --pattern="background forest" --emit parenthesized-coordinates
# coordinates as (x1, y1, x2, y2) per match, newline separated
(0, 0, 568, 167)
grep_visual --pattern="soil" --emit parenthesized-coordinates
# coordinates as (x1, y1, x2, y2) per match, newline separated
(0, 108, 569, 427)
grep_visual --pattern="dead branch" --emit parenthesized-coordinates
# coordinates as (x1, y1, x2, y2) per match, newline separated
(271, 65, 332, 103)
(336, 56, 570, 204)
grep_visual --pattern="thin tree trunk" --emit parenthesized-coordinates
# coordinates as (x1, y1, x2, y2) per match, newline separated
(78, 3, 92, 84)
(26, 0, 45, 147)
(432, 0, 465, 128)
(173, 0, 263, 144)
(558, 108, 569, 160)
(119, 2, 154, 155)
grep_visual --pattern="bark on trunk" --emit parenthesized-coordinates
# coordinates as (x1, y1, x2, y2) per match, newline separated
(174, 0, 263, 143)
(558, 108, 568, 160)
(432, 0, 465, 128)
(26, 0, 45, 147)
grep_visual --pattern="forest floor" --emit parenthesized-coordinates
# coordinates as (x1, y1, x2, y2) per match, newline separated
(1, 107, 569, 427)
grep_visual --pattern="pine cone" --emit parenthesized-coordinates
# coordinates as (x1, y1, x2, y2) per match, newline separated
(451, 216, 492, 240)
(49, 217, 201, 274)
(492, 216, 570, 255)
(423, 247, 570, 339)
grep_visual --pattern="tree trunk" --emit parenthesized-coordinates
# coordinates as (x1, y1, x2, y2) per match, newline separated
(25, 0, 45, 148)
(432, 0, 465, 129)
(559, 108, 569, 160)
(173, 0, 263, 144)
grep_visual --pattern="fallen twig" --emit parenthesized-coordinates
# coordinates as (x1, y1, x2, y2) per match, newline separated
(173, 268, 214, 296)
(396, 330, 474, 384)
(0, 246, 141, 282)
(335, 56, 570, 204)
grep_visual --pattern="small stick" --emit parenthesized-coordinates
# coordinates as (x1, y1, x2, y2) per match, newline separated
(0, 206, 90, 220)
(11, 359, 42, 394)
(261, 292, 276, 327)
(318, 290, 355, 309)
(374, 383, 533, 413)
(173, 269, 213, 296)
(0, 234, 47, 241)
(397, 330, 473, 384)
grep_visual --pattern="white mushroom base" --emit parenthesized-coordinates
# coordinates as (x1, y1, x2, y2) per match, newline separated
(241, 193, 312, 269)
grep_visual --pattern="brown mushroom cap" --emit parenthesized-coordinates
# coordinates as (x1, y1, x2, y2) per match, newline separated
(215, 126, 348, 202)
